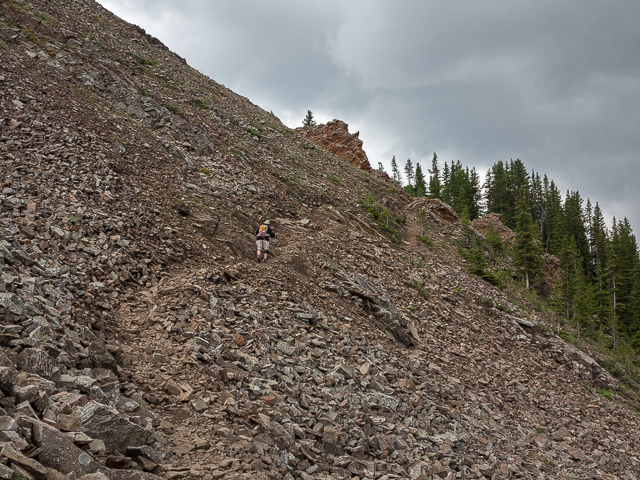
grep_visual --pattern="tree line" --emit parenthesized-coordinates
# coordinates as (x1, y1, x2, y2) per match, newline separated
(381, 155, 640, 354)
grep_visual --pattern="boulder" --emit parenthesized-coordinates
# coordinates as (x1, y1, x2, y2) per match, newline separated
(78, 401, 153, 453)
(1, 443, 48, 480)
(17, 416, 157, 480)
(17, 348, 53, 378)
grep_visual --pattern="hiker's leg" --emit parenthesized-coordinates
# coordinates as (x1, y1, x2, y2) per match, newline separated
(263, 242, 269, 261)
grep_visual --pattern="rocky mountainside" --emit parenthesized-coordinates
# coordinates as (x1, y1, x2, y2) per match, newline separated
(1, 1, 639, 479)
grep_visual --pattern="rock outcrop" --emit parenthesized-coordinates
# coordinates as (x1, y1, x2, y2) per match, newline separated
(472, 212, 516, 243)
(297, 120, 372, 171)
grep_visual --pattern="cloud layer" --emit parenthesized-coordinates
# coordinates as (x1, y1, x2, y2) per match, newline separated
(99, 0, 640, 228)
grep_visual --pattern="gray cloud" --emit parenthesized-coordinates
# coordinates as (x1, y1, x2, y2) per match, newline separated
(99, 0, 640, 228)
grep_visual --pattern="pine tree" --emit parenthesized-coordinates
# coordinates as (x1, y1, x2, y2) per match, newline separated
(404, 159, 415, 194)
(563, 190, 590, 274)
(377, 162, 385, 172)
(530, 171, 545, 238)
(607, 219, 621, 351)
(484, 161, 510, 225)
(543, 179, 563, 255)
(468, 167, 482, 220)
(484, 159, 530, 229)
(414, 162, 426, 197)
(391, 156, 402, 185)
(302, 110, 316, 127)
(428, 153, 441, 199)
(513, 192, 543, 290)
(441, 162, 451, 205)
(485, 223, 504, 261)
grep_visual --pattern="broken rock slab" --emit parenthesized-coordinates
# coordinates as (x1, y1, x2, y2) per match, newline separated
(1, 443, 47, 480)
(79, 401, 153, 453)
(18, 416, 158, 479)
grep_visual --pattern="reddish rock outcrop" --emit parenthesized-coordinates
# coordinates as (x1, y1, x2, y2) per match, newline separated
(472, 213, 516, 243)
(297, 120, 371, 171)
(427, 198, 460, 223)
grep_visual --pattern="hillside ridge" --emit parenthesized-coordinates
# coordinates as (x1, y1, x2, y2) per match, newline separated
(1, 1, 639, 479)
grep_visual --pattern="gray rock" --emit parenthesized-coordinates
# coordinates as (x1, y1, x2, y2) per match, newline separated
(17, 349, 53, 378)
(1, 443, 47, 480)
(79, 401, 153, 453)
(0, 464, 15, 480)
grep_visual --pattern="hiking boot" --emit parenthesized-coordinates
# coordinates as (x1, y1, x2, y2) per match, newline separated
(257, 256, 262, 263)
(262, 257, 268, 263)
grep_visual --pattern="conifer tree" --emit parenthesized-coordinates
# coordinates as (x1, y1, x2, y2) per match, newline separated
(530, 171, 545, 237)
(563, 190, 590, 274)
(428, 153, 441, 199)
(377, 162, 385, 172)
(543, 179, 563, 255)
(404, 159, 415, 194)
(441, 162, 451, 205)
(513, 192, 543, 290)
(414, 162, 426, 197)
(391, 156, 402, 185)
(484, 161, 510, 224)
(302, 110, 316, 127)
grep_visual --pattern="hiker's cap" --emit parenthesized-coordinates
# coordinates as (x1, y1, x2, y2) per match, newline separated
(263, 220, 271, 225)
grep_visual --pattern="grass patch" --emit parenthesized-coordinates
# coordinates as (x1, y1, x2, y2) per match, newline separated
(495, 303, 512, 314)
(166, 103, 179, 114)
(418, 235, 434, 251)
(404, 280, 428, 300)
(242, 126, 261, 139)
(191, 99, 209, 109)
(597, 389, 613, 399)
(129, 52, 157, 66)
(599, 358, 635, 387)
(35, 11, 59, 28)
(328, 173, 342, 186)
(359, 194, 404, 243)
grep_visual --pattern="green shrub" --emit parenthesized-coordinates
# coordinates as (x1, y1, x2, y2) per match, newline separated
(328, 173, 342, 185)
(418, 235, 434, 251)
(597, 389, 613, 399)
(359, 194, 402, 243)
(495, 303, 512, 314)
(481, 297, 494, 308)
(600, 359, 625, 379)
(166, 103, 179, 114)
(130, 52, 157, 66)
(404, 280, 428, 300)
(191, 99, 209, 109)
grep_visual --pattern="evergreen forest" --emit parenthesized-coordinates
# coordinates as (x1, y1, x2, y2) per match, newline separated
(383, 155, 640, 373)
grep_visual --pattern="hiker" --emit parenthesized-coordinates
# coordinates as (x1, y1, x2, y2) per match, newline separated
(256, 220, 277, 263)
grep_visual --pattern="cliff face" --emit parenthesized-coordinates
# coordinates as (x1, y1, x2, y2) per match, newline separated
(0, 1, 638, 479)
(297, 120, 372, 171)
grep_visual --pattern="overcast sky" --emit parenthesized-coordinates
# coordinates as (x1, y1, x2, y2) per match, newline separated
(98, 0, 640, 230)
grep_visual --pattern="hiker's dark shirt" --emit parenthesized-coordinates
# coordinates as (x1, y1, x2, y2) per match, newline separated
(255, 226, 276, 241)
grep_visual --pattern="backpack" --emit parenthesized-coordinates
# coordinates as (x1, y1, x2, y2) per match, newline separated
(258, 224, 270, 239)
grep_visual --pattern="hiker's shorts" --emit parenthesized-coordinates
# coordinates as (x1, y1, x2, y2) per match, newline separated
(256, 240, 270, 252)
